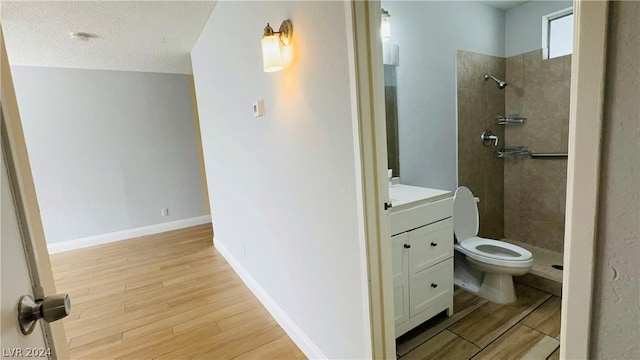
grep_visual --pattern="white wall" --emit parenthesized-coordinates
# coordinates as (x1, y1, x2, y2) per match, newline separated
(191, 1, 370, 359)
(11, 67, 206, 243)
(505, 0, 573, 57)
(380, 1, 505, 190)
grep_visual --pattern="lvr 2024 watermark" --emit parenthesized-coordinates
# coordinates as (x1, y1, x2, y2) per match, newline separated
(2, 348, 51, 358)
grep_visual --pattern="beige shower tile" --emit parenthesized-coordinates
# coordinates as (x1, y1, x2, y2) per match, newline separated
(521, 160, 550, 188)
(473, 324, 559, 360)
(504, 208, 521, 240)
(448, 285, 550, 348)
(458, 51, 504, 89)
(520, 185, 564, 222)
(504, 184, 521, 210)
(522, 83, 565, 122)
(559, 125, 570, 153)
(503, 187, 520, 239)
(521, 120, 565, 154)
(504, 158, 522, 185)
(541, 56, 566, 83)
(505, 88, 524, 115)
(523, 49, 543, 85)
(479, 185, 504, 239)
(521, 159, 567, 189)
(560, 79, 571, 120)
(492, 55, 506, 80)
(506, 54, 524, 88)
(524, 49, 565, 85)
(504, 126, 525, 148)
(457, 51, 506, 240)
(457, 51, 474, 89)
(563, 54, 572, 80)
(519, 218, 565, 253)
(457, 88, 483, 130)
(559, 185, 568, 216)
(484, 90, 506, 122)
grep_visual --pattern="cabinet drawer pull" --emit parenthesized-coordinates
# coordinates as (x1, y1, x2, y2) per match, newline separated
(403, 244, 411, 249)
(431, 283, 438, 288)
(431, 242, 438, 247)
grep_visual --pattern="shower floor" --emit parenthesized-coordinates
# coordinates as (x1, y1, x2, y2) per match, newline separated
(502, 238, 564, 283)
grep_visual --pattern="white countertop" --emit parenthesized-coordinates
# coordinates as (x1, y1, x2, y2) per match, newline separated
(388, 184, 452, 210)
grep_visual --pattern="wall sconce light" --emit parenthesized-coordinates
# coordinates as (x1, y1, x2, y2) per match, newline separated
(381, 9, 391, 42)
(261, 20, 293, 73)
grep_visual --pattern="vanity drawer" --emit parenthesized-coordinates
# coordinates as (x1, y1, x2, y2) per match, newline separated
(390, 197, 453, 236)
(409, 258, 453, 317)
(408, 218, 453, 274)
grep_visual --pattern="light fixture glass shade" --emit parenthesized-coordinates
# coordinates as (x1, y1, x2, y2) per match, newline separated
(261, 35, 284, 72)
(381, 10, 391, 41)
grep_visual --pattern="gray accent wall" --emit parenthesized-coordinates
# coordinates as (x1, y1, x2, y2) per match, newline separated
(11, 66, 207, 244)
(591, 2, 640, 357)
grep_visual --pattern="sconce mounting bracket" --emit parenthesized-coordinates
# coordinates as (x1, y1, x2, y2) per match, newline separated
(278, 20, 293, 45)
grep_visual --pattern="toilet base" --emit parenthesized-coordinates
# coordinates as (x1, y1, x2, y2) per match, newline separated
(477, 272, 517, 304)
(454, 252, 518, 304)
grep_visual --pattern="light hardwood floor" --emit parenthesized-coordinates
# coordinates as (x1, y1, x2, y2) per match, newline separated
(397, 284, 561, 360)
(50, 224, 305, 360)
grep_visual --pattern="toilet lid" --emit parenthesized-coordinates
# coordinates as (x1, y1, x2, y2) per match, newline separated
(459, 237, 533, 262)
(453, 186, 479, 242)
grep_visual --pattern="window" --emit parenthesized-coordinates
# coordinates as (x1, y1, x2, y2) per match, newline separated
(542, 8, 574, 59)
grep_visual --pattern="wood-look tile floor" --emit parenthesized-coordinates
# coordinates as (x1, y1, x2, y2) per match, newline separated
(397, 284, 561, 360)
(50, 224, 306, 360)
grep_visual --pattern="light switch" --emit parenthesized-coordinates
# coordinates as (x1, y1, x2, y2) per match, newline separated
(252, 99, 265, 117)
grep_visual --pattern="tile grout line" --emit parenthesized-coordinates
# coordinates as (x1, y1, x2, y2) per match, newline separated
(519, 320, 561, 343)
(398, 285, 557, 360)
(464, 292, 553, 355)
(519, 322, 562, 360)
(396, 296, 488, 357)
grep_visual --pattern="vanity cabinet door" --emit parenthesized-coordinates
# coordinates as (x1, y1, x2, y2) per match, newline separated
(391, 233, 409, 326)
(409, 258, 453, 317)
(408, 218, 453, 275)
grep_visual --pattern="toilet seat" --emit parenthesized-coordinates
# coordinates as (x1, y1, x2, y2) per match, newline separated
(453, 186, 533, 268)
(456, 237, 533, 268)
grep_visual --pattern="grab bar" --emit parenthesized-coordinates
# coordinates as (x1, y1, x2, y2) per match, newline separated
(496, 146, 568, 159)
(528, 152, 568, 159)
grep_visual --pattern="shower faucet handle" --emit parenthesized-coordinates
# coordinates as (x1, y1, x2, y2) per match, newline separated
(481, 129, 499, 147)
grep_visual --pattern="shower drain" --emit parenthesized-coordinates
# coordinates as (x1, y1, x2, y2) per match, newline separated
(552, 264, 564, 270)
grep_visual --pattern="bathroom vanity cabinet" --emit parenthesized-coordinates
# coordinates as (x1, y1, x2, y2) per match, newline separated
(388, 185, 454, 337)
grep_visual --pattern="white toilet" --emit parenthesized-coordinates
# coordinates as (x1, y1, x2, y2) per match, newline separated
(453, 186, 533, 304)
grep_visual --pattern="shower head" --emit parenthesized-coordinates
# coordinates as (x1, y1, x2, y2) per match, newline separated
(484, 74, 508, 89)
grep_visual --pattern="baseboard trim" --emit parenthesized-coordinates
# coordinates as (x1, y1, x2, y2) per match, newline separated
(47, 215, 212, 254)
(214, 241, 326, 359)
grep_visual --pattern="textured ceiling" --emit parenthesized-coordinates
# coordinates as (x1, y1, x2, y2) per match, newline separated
(483, 0, 529, 11)
(1, 1, 217, 74)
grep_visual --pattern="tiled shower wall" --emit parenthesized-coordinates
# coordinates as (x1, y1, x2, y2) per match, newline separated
(457, 51, 505, 239)
(503, 49, 571, 253)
